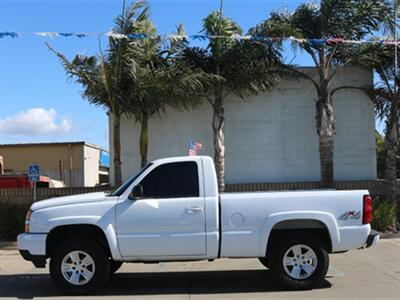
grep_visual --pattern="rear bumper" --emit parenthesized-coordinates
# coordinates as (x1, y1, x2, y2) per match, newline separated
(365, 230, 380, 248)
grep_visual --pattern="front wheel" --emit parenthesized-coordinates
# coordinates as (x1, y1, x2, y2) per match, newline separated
(50, 237, 110, 295)
(269, 234, 329, 290)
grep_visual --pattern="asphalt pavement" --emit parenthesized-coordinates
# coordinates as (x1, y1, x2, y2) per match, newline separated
(0, 239, 399, 299)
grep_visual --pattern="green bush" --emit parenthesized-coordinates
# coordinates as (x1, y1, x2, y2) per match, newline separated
(371, 197, 396, 232)
(0, 201, 31, 241)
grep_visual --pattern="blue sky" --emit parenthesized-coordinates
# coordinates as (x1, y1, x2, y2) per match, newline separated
(0, 0, 383, 149)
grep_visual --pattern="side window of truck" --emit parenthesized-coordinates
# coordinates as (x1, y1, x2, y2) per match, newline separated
(140, 162, 199, 198)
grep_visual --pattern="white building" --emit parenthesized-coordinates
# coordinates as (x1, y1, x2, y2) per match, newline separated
(109, 67, 376, 185)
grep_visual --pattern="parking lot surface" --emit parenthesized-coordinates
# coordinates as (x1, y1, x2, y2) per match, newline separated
(0, 239, 399, 300)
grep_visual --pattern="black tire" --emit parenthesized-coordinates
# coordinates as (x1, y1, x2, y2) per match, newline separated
(109, 260, 123, 275)
(50, 237, 110, 295)
(269, 233, 329, 290)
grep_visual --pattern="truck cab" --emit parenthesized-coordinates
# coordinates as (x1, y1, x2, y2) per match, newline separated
(112, 156, 219, 260)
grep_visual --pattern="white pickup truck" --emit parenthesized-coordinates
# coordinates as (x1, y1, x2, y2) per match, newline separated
(18, 156, 379, 294)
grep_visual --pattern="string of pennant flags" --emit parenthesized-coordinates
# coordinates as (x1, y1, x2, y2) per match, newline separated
(0, 31, 399, 46)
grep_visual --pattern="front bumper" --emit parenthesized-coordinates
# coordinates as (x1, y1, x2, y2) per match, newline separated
(19, 249, 46, 268)
(17, 233, 47, 268)
(365, 230, 380, 248)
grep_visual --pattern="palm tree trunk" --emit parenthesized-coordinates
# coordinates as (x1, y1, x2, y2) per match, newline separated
(316, 89, 335, 188)
(212, 90, 225, 192)
(140, 116, 149, 168)
(113, 113, 123, 187)
(384, 100, 399, 229)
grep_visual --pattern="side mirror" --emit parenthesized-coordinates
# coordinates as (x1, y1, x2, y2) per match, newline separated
(129, 184, 145, 200)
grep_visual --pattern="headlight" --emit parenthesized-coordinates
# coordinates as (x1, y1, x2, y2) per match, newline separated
(25, 209, 33, 233)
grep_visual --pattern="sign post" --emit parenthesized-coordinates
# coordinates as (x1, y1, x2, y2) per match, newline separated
(28, 164, 40, 202)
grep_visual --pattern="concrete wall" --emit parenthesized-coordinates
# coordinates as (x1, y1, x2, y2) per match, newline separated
(83, 145, 101, 187)
(109, 116, 115, 186)
(110, 67, 376, 185)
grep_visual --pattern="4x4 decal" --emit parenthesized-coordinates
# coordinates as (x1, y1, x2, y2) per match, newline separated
(338, 210, 361, 220)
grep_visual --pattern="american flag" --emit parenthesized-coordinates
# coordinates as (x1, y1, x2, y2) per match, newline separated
(188, 140, 203, 156)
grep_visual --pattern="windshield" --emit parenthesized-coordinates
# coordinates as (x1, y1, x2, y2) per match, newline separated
(111, 163, 153, 197)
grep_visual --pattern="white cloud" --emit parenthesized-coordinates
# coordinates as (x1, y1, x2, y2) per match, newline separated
(0, 108, 72, 136)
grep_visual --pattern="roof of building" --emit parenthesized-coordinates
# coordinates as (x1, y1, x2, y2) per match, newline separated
(0, 141, 108, 152)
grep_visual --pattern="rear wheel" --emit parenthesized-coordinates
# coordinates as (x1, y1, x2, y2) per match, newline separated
(269, 234, 329, 290)
(50, 237, 110, 295)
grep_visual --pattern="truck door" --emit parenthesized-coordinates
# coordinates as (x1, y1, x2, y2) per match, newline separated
(115, 161, 206, 258)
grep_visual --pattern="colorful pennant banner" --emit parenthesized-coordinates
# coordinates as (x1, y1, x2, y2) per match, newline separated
(0, 30, 399, 46)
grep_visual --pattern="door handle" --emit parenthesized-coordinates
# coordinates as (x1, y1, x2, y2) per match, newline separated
(186, 206, 203, 213)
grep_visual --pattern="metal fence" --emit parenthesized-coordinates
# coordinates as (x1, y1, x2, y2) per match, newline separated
(0, 186, 111, 204)
(225, 180, 398, 195)
(0, 180, 399, 205)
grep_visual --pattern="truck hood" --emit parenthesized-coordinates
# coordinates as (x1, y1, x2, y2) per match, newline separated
(31, 192, 108, 211)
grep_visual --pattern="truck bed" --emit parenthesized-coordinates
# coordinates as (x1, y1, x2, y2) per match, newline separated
(219, 190, 370, 257)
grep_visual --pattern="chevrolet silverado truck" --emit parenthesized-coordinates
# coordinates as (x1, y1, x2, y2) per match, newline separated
(18, 156, 379, 294)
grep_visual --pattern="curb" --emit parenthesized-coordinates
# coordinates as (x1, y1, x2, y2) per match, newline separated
(380, 232, 400, 239)
(0, 241, 18, 250)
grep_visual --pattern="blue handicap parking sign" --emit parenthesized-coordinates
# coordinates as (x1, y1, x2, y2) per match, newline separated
(28, 164, 40, 182)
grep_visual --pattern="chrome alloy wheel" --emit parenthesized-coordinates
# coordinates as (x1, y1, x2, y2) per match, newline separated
(282, 244, 318, 280)
(61, 251, 96, 286)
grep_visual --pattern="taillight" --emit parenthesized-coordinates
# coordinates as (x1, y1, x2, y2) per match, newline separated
(363, 195, 373, 224)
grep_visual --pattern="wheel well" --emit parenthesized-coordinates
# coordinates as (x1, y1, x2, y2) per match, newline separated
(266, 219, 332, 257)
(46, 224, 111, 257)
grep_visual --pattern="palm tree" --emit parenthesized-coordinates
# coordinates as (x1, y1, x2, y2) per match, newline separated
(182, 11, 282, 191)
(124, 23, 212, 167)
(360, 44, 400, 227)
(252, 0, 393, 188)
(48, 0, 149, 186)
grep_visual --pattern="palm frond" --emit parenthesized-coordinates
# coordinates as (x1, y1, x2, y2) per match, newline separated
(47, 43, 112, 110)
